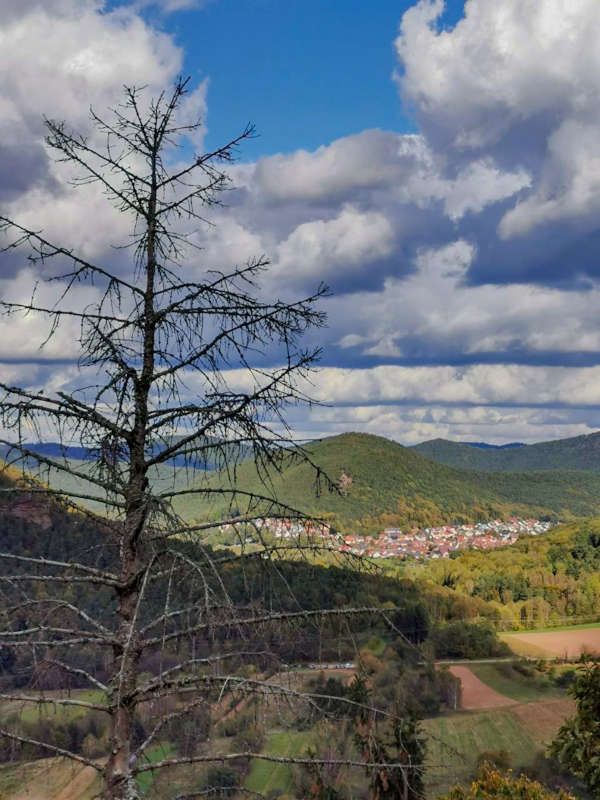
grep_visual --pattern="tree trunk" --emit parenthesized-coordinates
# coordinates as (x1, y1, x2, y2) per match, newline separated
(103, 517, 143, 799)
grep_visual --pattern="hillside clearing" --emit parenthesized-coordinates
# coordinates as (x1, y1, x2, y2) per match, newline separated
(423, 708, 538, 796)
(510, 697, 575, 742)
(424, 695, 573, 798)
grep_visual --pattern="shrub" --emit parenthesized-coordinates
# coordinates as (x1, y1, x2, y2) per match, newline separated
(440, 764, 577, 799)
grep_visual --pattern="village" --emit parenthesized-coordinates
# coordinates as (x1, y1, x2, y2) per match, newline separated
(230, 516, 555, 560)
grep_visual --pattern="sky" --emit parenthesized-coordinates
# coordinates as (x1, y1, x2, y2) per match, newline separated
(3, 0, 600, 446)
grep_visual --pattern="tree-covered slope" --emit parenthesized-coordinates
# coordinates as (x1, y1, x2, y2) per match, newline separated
(179, 432, 600, 533)
(412, 431, 600, 472)
(407, 517, 600, 627)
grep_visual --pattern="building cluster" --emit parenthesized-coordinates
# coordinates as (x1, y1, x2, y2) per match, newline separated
(222, 516, 554, 560)
(339, 518, 554, 560)
(219, 517, 337, 545)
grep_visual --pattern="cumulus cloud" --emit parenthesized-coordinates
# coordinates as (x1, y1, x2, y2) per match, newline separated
(304, 363, 600, 408)
(329, 239, 600, 360)
(211, 361, 600, 444)
(273, 205, 395, 283)
(396, 0, 600, 245)
(0, 268, 103, 361)
(5, 0, 600, 446)
(0, 1, 201, 365)
(0, 0, 184, 270)
(251, 129, 528, 222)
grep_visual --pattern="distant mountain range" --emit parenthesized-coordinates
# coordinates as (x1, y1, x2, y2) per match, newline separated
(411, 431, 600, 472)
(0, 439, 251, 470)
(461, 441, 525, 450)
(9, 431, 600, 475)
(8, 432, 600, 534)
(179, 432, 600, 534)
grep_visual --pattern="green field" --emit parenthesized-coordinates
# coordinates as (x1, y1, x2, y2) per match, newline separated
(245, 730, 313, 795)
(499, 635, 553, 658)
(136, 742, 175, 794)
(423, 709, 540, 797)
(467, 663, 562, 703)
(503, 621, 600, 634)
(0, 689, 105, 725)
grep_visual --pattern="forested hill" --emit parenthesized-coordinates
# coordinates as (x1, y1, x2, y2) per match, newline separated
(408, 517, 600, 627)
(180, 432, 600, 534)
(412, 431, 600, 472)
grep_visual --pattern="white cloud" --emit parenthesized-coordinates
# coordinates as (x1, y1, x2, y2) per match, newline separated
(0, 269, 103, 361)
(133, 0, 212, 11)
(253, 131, 408, 202)
(500, 119, 600, 236)
(0, 1, 188, 279)
(209, 361, 600, 444)
(0, 2, 181, 133)
(274, 205, 394, 282)
(252, 130, 528, 223)
(329, 239, 600, 358)
(304, 363, 600, 408)
(396, 0, 600, 237)
(397, 0, 600, 148)
(293, 401, 598, 446)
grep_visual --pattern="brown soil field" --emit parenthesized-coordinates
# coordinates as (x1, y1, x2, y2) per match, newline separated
(510, 697, 575, 742)
(1, 758, 100, 800)
(504, 628, 600, 658)
(449, 665, 517, 710)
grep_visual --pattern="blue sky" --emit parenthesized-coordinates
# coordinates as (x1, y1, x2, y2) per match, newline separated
(4, 0, 600, 445)
(112, 0, 467, 158)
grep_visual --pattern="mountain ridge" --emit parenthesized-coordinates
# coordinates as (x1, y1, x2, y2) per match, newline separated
(412, 431, 600, 472)
(180, 431, 600, 534)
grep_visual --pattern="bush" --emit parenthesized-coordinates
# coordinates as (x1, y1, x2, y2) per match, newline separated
(166, 707, 211, 758)
(216, 707, 256, 738)
(440, 764, 578, 799)
(513, 661, 535, 678)
(554, 669, 577, 688)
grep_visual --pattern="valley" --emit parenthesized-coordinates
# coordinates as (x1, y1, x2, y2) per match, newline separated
(2, 429, 600, 798)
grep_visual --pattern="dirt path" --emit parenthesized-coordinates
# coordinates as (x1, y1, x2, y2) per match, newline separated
(449, 665, 518, 710)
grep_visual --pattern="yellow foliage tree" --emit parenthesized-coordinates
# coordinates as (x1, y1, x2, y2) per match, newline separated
(440, 765, 578, 800)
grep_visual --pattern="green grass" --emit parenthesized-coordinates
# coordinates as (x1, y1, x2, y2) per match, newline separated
(1, 689, 106, 724)
(423, 709, 539, 797)
(503, 621, 600, 634)
(136, 742, 175, 794)
(245, 730, 313, 795)
(499, 635, 555, 658)
(0, 762, 29, 796)
(467, 663, 561, 703)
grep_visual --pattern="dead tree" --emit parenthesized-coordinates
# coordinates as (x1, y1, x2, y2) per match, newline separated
(0, 80, 424, 799)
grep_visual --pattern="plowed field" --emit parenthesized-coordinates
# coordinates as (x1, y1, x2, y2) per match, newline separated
(0, 758, 99, 800)
(503, 627, 600, 658)
(449, 665, 517, 710)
